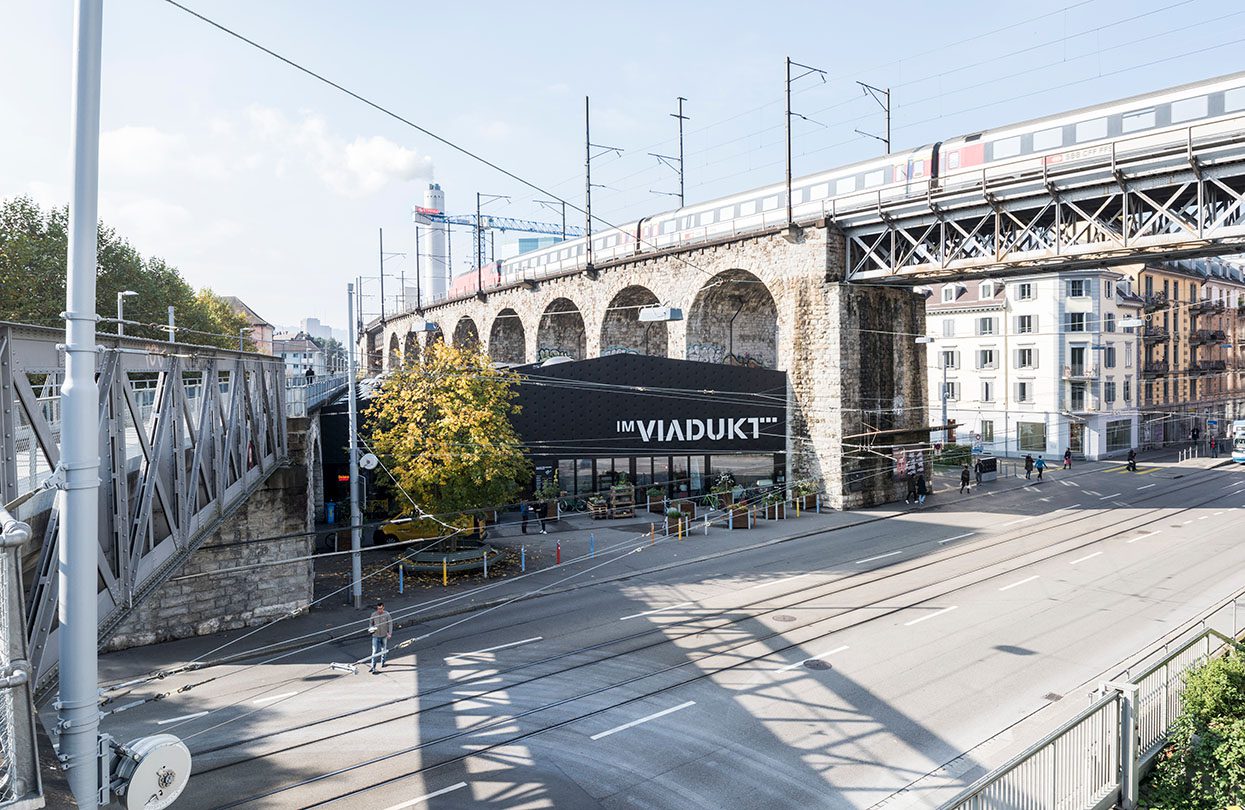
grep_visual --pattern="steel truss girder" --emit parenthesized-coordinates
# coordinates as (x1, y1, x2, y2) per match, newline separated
(0, 323, 288, 693)
(843, 144, 1245, 281)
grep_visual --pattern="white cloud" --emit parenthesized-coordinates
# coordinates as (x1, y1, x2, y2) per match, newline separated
(101, 126, 185, 176)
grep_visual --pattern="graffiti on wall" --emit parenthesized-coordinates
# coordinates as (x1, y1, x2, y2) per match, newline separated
(537, 346, 577, 361)
(601, 345, 640, 357)
(686, 342, 726, 363)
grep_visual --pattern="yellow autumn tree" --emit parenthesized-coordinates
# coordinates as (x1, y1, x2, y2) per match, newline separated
(367, 341, 530, 519)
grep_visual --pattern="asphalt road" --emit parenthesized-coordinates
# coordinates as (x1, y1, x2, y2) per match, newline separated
(93, 461, 1245, 809)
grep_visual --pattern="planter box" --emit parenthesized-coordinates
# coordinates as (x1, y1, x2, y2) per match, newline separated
(764, 502, 786, 520)
(664, 516, 686, 535)
(677, 501, 696, 518)
(712, 491, 734, 507)
(799, 494, 818, 511)
(588, 502, 608, 520)
(729, 509, 751, 529)
(647, 496, 665, 514)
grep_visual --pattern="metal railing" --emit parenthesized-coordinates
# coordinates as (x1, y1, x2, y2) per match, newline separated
(285, 373, 348, 417)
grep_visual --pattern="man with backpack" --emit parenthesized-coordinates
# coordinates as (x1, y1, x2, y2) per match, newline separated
(1035, 455, 1047, 481)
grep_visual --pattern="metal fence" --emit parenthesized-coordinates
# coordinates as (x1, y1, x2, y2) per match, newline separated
(285, 373, 348, 417)
(944, 595, 1244, 810)
(0, 518, 41, 809)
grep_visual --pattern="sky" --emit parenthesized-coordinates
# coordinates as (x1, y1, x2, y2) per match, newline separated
(3, 0, 1243, 331)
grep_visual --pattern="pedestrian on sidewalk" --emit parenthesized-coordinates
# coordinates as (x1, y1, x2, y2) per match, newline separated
(1035, 456, 1047, 481)
(916, 474, 928, 505)
(368, 601, 393, 674)
(1127, 448, 1138, 472)
(1024, 454, 1034, 480)
(1210, 436, 1218, 458)
(520, 500, 530, 534)
(974, 458, 983, 486)
(959, 464, 971, 494)
(1063, 448, 1072, 470)
(905, 475, 917, 504)
(538, 498, 549, 534)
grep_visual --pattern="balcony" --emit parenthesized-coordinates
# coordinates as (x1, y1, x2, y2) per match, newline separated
(1142, 292, 1168, 312)
(1062, 364, 1098, 380)
(1142, 361, 1169, 377)
(1190, 328, 1228, 346)
(1141, 326, 1169, 343)
(1190, 298, 1226, 316)
(1191, 359, 1228, 375)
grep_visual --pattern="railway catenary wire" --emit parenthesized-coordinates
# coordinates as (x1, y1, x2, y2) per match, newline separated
(191, 468, 1238, 806)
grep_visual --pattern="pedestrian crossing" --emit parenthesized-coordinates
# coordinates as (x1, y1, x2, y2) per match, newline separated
(1101, 465, 1159, 474)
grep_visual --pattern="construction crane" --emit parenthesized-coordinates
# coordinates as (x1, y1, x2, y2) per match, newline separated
(412, 206, 585, 238)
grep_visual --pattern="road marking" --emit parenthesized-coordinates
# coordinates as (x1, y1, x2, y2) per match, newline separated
(999, 575, 1040, 592)
(1215, 511, 1225, 516)
(590, 700, 696, 740)
(156, 711, 208, 725)
(939, 532, 976, 544)
(1113, 501, 1129, 508)
(776, 645, 850, 672)
(1058, 480, 1073, 487)
(1069, 481, 1081, 487)
(1085, 490, 1102, 497)
(447, 637, 543, 659)
(1098, 492, 1121, 500)
(253, 691, 299, 705)
(1138, 483, 1157, 490)
(620, 602, 694, 621)
(1182, 519, 1193, 525)
(1198, 515, 1210, 520)
(1060, 503, 1083, 511)
(1002, 517, 1034, 526)
(383, 782, 469, 810)
(904, 605, 959, 627)
(1070, 551, 1103, 565)
(742, 573, 809, 591)
(1127, 530, 1161, 544)
(856, 550, 902, 565)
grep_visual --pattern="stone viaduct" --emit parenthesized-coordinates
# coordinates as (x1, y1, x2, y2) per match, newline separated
(364, 223, 929, 509)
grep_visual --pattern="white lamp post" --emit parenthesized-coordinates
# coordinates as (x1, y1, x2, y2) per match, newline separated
(116, 289, 137, 336)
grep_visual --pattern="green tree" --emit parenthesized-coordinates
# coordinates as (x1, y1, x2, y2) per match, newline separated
(311, 335, 345, 372)
(0, 196, 248, 349)
(366, 341, 530, 524)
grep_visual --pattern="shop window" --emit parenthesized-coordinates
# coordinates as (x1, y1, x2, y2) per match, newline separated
(1018, 421, 1046, 451)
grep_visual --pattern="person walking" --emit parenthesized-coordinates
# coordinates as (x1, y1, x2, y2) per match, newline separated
(959, 464, 971, 494)
(974, 458, 984, 486)
(1127, 448, 1138, 472)
(520, 500, 530, 534)
(368, 602, 393, 674)
(916, 473, 928, 505)
(1035, 455, 1047, 481)
(1024, 454, 1034, 480)
(1210, 436, 1218, 458)
(1062, 448, 1072, 470)
(905, 475, 917, 504)
(537, 498, 549, 534)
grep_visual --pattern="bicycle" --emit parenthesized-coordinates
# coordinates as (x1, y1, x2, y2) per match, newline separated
(558, 496, 587, 513)
(700, 493, 724, 511)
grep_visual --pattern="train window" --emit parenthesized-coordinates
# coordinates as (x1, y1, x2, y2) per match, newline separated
(810, 183, 829, 199)
(946, 151, 961, 170)
(739, 200, 757, 216)
(1075, 118, 1108, 142)
(835, 176, 857, 195)
(911, 161, 925, 178)
(682, 216, 695, 229)
(863, 169, 885, 188)
(992, 136, 1021, 159)
(761, 195, 779, 211)
(1122, 109, 1156, 133)
(661, 219, 677, 234)
(1171, 95, 1208, 123)
(1033, 127, 1063, 151)
(718, 206, 734, 220)
(1225, 87, 1245, 112)
(699, 211, 716, 225)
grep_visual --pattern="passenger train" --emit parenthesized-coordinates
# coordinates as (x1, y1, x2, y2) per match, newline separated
(445, 71, 1245, 301)
(1233, 419, 1245, 465)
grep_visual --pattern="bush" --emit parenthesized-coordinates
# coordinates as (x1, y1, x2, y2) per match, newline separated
(1142, 649, 1245, 808)
(935, 444, 972, 467)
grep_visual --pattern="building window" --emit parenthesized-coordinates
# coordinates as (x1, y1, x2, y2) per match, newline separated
(1124, 344, 1133, 367)
(981, 420, 994, 443)
(1016, 348, 1036, 369)
(976, 317, 996, 336)
(1105, 313, 1116, 332)
(1123, 379, 1132, 402)
(1068, 279, 1088, 298)
(941, 286, 958, 303)
(1015, 282, 1035, 300)
(1104, 346, 1116, 368)
(980, 281, 995, 298)
(981, 380, 994, 402)
(1015, 381, 1033, 402)
(942, 381, 959, 401)
(977, 348, 997, 369)
(1018, 421, 1046, 451)
(1067, 313, 1087, 332)
(1016, 314, 1035, 334)
(1106, 419, 1132, 452)
(1104, 282, 1113, 299)
(942, 319, 955, 337)
(941, 349, 958, 369)
(1104, 381, 1116, 402)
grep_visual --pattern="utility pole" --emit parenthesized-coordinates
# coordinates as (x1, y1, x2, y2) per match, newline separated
(378, 227, 385, 321)
(535, 199, 568, 241)
(61, 1, 104, 806)
(167, 305, 175, 342)
(475, 192, 510, 295)
(346, 283, 363, 610)
(414, 225, 422, 310)
(855, 81, 891, 154)
(584, 95, 622, 272)
(785, 56, 827, 229)
(649, 97, 689, 207)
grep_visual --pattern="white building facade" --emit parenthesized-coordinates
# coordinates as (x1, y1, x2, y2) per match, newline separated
(273, 336, 327, 378)
(921, 270, 1143, 461)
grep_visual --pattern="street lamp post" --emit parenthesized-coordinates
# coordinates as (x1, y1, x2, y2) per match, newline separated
(116, 289, 136, 336)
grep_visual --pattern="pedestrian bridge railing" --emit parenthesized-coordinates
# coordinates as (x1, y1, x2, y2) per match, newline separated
(285, 373, 348, 417)
(943, 592, 1245, 810)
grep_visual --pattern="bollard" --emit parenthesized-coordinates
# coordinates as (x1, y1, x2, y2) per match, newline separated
(590, 532, 595, 558)
(795, 497, 801, 518)
(816, 493, 821, 513)
(677, 518, 684, 540)
(650, 523, 655, 544)
(399, 564, 404, 594)
(521, 544, 526, 572)
(483, 552, 488, 578)
(556, 541, 561, 565)
(442, 557, 448, 587)
(704, 514, 709, 535)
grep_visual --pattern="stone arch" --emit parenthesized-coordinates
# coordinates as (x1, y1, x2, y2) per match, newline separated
(488, 308, 526, 365)
(403, 332, 419, 366)
(601, 285, 666, 357)
(452, 316, 480, 350)
(686, 269, 778, 368)
(387, 333, 401, 371)
(425, 324, 444, 349)
(536, 297, 586, 361)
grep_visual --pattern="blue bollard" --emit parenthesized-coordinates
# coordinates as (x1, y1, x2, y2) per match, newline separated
(521, 544, 526, 572)
(398, 564, 403, 594)
(484, 552, 489, 578)
(590, 532, 595, 558)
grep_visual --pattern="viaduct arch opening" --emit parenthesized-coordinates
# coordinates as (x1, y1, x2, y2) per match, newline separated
(537, 298, 586, 361)
(601, 285, 666, 357)
(387, 333, 401, 370)
(488, 308, 526, 365)
(452, 316, 481, 350)
(404, 332, 419, 366)
(686, 269, 779, 368)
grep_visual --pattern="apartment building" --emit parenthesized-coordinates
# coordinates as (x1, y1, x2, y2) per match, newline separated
(920, 270, 1143, 461)
(1119, 258, 1245, 445)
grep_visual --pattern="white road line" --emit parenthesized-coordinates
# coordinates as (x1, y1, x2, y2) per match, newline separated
(855, 550, 902, 565)
(1098, 492, 1121, 500)
(1127, 530, 1161, 544)
(776, 645, 850, 672)
(1038, 496, 1051, 502)
(1069, 481, 1081, 487)
(1198, 515, 1210, 521)
(253, 691, 299, 705)
(619, 602, 694, 621)
(1215, 511, 1225, 516)
(904, 605, 959, 627)
(1138, 483, 1157, 490)
(590, 700, 696, 741)
(1059, 503, 1083, 511)
(156, 711, 208, 725)
(742, 573, 810, 592)
(1002, 517, 1034, 526)
(1070, 551, 1103, 565)
(1058, 480, 1073, 487)
(383, 782, 469, 810)
(939, 532, 976, 544)
(1182, 519, 1193, 525)
(447, 637, 543, 659)
(1113, 501, 1129, 508)
(999, 575, 1040, 592)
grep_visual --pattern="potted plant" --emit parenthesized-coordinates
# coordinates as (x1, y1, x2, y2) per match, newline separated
(536, 474, 562, 523)
(646, 486, 665, 514)
(763, 491, 786, 520)
(795, 481, 819, 511)
(677, 498, 696, 519)
(710, 472, 736, 506)
(587, 495, 608, 519)
(728, 502, 751, 529)
(665, 506, 684, 535)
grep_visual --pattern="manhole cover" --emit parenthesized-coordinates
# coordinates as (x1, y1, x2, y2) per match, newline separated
(772, 614, 797, 622)
(1044, 692, 1063, 702)
(803, 659, 832, 671)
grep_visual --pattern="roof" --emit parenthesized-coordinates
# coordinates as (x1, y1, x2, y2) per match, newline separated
(222, 296, 273, 328)
(274, 337, 321, 354)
